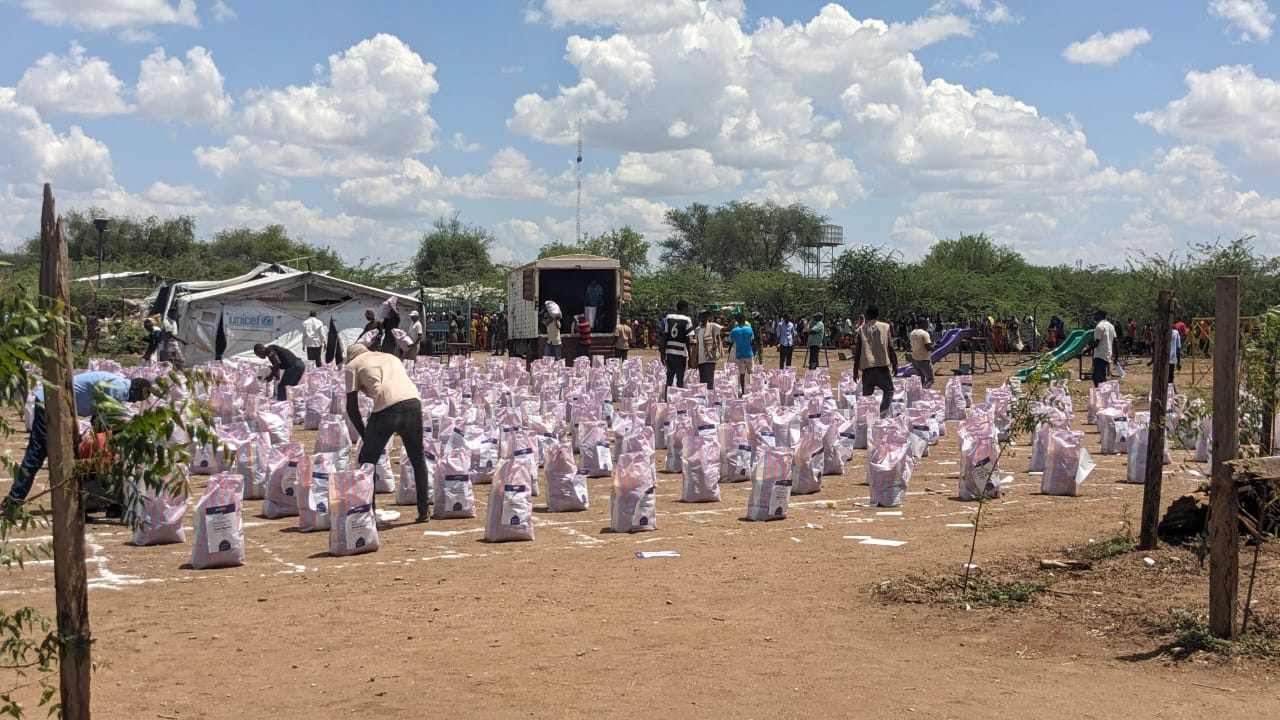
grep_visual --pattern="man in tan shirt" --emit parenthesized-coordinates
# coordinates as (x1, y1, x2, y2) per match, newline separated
(851, 305, 899, 418)
(345, 343, 429, 522)
(613, 319, 633, 360)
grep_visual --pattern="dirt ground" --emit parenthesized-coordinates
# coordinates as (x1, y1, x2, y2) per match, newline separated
(3, 348, 1278, 719)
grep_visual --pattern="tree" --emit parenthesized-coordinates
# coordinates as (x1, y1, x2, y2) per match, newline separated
(413, 215, 495, 288)
(660, 201, 826, 280)
(206, 225, 346, 275)
(538, 226, 651, 275)
(331, 258, 414, 290)
(625, 268, 724, 320)
(730, 269, 828, 319)
(829, 245, 905, 316)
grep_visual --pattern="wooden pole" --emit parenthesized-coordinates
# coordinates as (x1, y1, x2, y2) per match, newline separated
(1209, 275, 1240, 639)
(40, 184, 92, 718)
(1139, 290, 1174, 550)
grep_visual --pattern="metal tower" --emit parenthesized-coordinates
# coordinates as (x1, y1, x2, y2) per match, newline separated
(576, 119, 583, 243)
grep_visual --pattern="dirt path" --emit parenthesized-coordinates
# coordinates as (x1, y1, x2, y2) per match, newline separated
(4, 351, 1277, 718)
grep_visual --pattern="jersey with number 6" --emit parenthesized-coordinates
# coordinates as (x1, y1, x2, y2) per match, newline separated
(663, 313, 692, 358)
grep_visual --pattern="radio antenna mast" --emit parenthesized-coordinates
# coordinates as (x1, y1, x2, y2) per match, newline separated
(575, 118, 583, 243)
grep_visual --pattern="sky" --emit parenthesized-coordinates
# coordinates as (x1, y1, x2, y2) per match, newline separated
(0, 0, 1278, 271)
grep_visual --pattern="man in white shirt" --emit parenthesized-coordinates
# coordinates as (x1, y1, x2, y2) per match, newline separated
(1085, 309, 1117, 387)
(692, 312, 722, 389)
(406, 310, 423, 361)
(301, 310, 325, 366)
(775, 314, 795, 368)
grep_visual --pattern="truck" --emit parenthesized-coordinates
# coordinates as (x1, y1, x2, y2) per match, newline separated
(506, 254, 627, 360)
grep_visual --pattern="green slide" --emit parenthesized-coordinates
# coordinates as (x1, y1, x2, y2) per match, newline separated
(1013, 328, 1092, 380)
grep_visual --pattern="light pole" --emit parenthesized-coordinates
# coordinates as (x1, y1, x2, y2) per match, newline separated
(92, 216, 108, 290)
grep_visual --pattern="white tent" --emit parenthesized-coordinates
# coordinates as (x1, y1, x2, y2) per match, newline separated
(165, 271, 421, 365)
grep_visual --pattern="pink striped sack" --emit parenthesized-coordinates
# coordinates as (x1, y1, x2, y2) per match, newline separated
(681, 436, 722, 503)
(1126, 419, 1172, 484)
(484, 459, 536, 542)
(720, 422, 755, 482)
(545, 441, 588, 512)
(263, 442, 308, 518)
(867, 419, 914, 507)
(746, 446, 793, 521)
(235, 436, 284, 501)
(397, 441, 436, 506)
(433, 447, 477, 519)
(328, 464, 379, 556)
(509, 432, 540, 496)
(825, 415, 856, 475)
(259, 400, 292, 444)
(469, 429, 501, 486)
(944, 378, 967, 421)
(190, 472, 246, 570)
(298, 453, 337, 532)
(664, 415, 692, 474)
(128, 471, 188, 546)
(1096, 408, 1129, 455)
(1041, 429, 1094, 496)
(958, 424, 1002, 501)
(770, 409, 800, 448)
(304, 394, 328, 430)
(578, 422, 614, 478)
(791, 427, 825, 495)
(352, 438, 396, 494)
(315, 413, 352, 457)
(189, 441, 223, 476)
(611, 450, 657, 532)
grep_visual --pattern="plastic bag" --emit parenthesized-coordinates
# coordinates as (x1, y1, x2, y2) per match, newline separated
(610, 450, 657, 532)
(484, 459, 536, 542)
(328, 463, 379, 556)
(190, 472, 246, 569)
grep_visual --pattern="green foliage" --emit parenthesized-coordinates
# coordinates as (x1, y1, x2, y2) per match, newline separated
(330, 257, 414, 290)
(1083, 535, 1136, 561)
(729, 269, 828, 319)
(966, 578, 1052, 607)
(625, 268, 724, 320)
(413, 214, 496, 288)
(659, 201, 826, 280)
(829, 245, 905, 315)
(538, 226, 650, 275)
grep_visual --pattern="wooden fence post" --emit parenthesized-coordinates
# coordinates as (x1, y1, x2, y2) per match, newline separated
(40, 184, 92, 718)
(1209, 276, 1240, 639)
(1140, 290, 1174, 550)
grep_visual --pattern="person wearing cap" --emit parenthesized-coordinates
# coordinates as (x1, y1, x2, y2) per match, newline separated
(804, 312, 825, 370)
(344, 343, 430, 523)
(406, 310, 423, 361)
(302, 310, 325, 366)
(3, 372, 152, 511)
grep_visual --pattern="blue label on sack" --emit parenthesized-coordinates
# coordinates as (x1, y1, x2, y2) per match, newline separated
(284, 487, 294, 496)
(314, 472, 329, 480)
(425, 451, 436, 461)
(513, 448, 534, 457)
(975, 458, 991, 467)
(348, 503, 371, 516)
(445, 475, 468, 482)
(355, 537, 366, 548)
(840, 433, 856, 440)
(738, 444, 752, 451)
(316, 501, 327, 513)
(483, 438, 498, 445)
(206, 503, 235, 516)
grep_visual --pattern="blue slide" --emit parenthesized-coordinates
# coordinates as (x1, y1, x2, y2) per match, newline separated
(896, 328, 972, 377)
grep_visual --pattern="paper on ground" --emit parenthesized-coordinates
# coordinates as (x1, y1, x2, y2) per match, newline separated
(1076, 447, 1097, 484)
(859, 538, 908, 547)
(876, 510, 903, 516)
(946, 523, 972, 528)
(375, 509, 401, 523)
(635, 550, 680, 558)
(843, 535, 872, 540)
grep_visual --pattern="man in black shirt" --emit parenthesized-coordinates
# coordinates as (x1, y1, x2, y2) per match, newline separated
(254, 343, 305, 401)
(663, 300, 693, 391)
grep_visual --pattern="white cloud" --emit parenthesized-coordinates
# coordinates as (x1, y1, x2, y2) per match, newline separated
(1136, 65, 1280, 166)
(136, 46, 233, 126)
(239, 33, 440, 157)
(0, 88, 117, 196)
(1209, 0, 1275, 42)
(609, 149, 743, 196)
(451, 132, 482, 152)
(442, 147, 555, 201)
(535, 0, 743, 33)
(14, 42, 129, 117)
(1062, 27, 1152, 65)
(333, 159, 452, 218)
(21, 0, 199, 31)
(211, 0, 235, 22)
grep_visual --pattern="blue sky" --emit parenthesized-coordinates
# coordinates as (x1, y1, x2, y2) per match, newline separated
(1, 0, 1277, 271)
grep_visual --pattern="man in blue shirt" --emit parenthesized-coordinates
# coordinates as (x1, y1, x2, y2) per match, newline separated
(775, 313, 795, 369)
(729, 315, 755, 394)
(3, 371, 151, 508)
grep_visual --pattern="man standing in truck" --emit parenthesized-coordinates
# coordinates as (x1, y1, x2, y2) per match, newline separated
(584, 279, 604, 331)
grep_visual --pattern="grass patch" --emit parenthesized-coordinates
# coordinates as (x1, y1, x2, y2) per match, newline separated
(1155, 611, 1278, 659)
(875, 575, 1052, 608)
(1081, 535, 1134, 561)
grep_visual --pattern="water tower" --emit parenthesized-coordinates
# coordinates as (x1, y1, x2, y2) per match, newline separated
(801, 223, 843, 279)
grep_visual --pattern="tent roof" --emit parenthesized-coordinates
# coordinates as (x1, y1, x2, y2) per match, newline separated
(179, 271, 421, 308)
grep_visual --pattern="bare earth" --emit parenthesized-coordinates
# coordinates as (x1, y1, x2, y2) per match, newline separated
(3, 349, 1278, 719)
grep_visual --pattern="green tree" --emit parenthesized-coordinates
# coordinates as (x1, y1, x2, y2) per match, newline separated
(413, 214, 495, 287)
(660, 201, 826, 280)
(538, 226, 651, 275)
(625, 268, 723, 320)
(206, 225, 346, 275)
(730, 269, 828, 319)
(829, 245, 905, 316)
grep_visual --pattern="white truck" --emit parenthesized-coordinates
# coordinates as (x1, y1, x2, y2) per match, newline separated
(506, 253, 627, 360)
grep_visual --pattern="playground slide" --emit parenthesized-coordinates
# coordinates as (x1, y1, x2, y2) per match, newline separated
(1013, 328, 1092, 380)
(896, 328, 973, 378)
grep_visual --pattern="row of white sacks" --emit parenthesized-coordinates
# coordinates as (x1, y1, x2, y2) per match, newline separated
(75, 357, 1207, 570)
